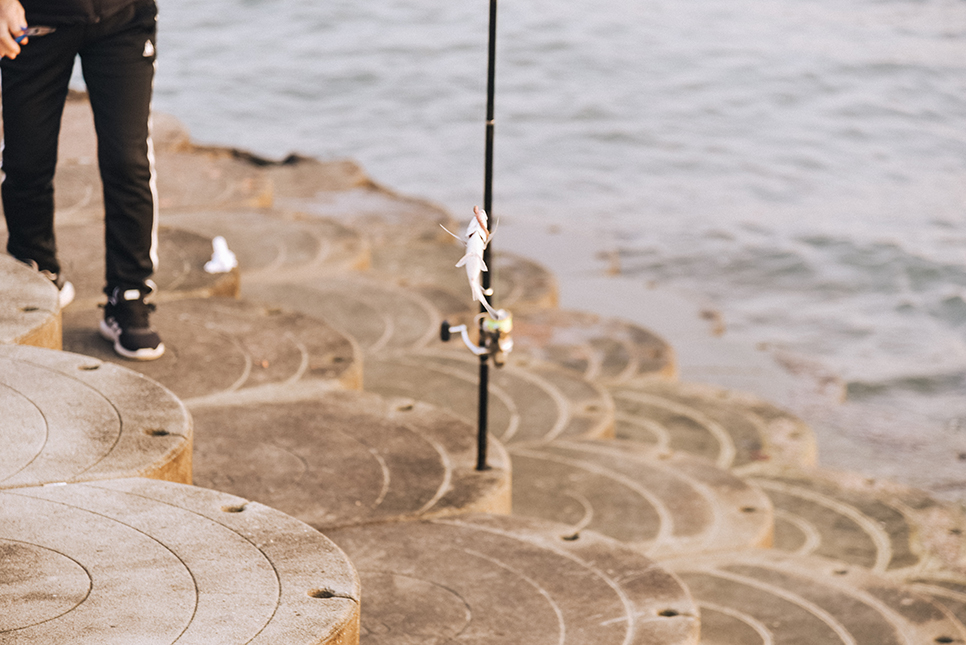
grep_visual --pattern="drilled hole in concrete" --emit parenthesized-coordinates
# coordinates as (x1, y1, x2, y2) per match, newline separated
(935, 637, 954, 644)
(308, 588, 336, 599)
(658, 609, 679, 617)
(145, 428, 170, 437)
(20, 306, 39, 312)
(78, 364, 101, 371)
(741, 507, 757, 513)
(561, 533, 580, 541)
(221, 504, 247, 513)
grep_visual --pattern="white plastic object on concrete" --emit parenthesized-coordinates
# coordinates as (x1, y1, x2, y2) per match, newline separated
(204, 236, 238, 273)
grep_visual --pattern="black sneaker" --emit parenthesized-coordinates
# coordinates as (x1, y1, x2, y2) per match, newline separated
(99, 287, 165, 360)
(20, 259, 75, 309)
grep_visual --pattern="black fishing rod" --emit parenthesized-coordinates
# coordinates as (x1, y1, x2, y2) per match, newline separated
(477, 0, 498, 471)
(439, 0, 504, 470)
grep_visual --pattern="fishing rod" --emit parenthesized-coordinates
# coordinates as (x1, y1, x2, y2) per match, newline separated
(478, 0, 499, 472)
(440, 0, 507, 472)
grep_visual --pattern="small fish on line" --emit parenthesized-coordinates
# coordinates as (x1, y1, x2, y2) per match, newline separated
(442, 206, 498, 317)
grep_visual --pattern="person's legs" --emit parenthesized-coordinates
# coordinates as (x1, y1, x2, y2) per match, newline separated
(81, 0, 163, 360)
(80, 0, 158, 297)
(1, 28, 83, 277)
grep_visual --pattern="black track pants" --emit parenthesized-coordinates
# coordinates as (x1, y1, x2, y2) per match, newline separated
(1, 0, 158, 294)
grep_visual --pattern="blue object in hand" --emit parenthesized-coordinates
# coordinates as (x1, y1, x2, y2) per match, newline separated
(15, 26, 56, 44)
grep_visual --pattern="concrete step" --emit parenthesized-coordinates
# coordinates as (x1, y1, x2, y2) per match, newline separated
(363, 349, 614, 445)
(908, 573, 966, 635)
(240, 238, 558, 337)
(243, 278, 444, 354)
(369, 241, 559, 314)
(510, 308, 677, 384)
(663, 549, 966, 645)
(241, 269, 548, 359)
(190, 390, 511, 531)
(155, 148, 272, 211)
(612, 378, 817, 473)
(0, 345, 191, 489)
(270, 181, 458, 246)
(63, 297, 362, 404)
(745, 467, 966, 580)
(162, 208, 371, 283)
(326, 513, 699, 645)
(0, 255, 61, 350)
(0, 477, 360, 645)
(3, 224, 240, 309)
(44, 149, 273, 227)
(509, 439, 773, 558)
(263, 179, 559, 313)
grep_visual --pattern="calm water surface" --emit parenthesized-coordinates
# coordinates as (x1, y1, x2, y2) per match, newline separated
(149, 0, 966, 497)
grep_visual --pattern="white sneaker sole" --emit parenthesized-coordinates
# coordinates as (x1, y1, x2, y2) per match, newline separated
(58, 281, 76, 309)
(99, 319, 165, 361)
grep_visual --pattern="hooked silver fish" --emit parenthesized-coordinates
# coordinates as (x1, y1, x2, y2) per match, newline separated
(445, 206, 498, 316)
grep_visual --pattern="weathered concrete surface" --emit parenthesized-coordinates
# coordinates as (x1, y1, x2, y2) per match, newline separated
(238, 247, 562, 358)
(663, 549, 966, 645)
(327, 514, 699, 645)
(510, 308, 677, 383)
(265, 180, 559, 311)
(0, 478, 360, 645)
(364, 349, 614, 444)
(369, 241, 559, 314)
(161, 208, 372, 283)
(908, 573, 966, 632)
(745, 466, 966, 579)
(271, 183, 457, 246)
(0, 345, 191, 489)
(29, 224, 239, 309)
(612, 378, 817, 473)
(191, 390, 511, 530)
(244, 278, 447, 354)
(63, 297, 362, 402)
(0, 255, 61, 350)
(510, 439, 774, 557)
(13, 95, 966, 644)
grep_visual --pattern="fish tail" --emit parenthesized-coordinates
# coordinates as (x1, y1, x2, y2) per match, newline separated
(471, 283, 499, 317)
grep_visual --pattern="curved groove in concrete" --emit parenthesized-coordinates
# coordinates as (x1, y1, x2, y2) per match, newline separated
(615, 389, 738, 470)
(0, 478, 361, 645)
(327, 514, 699, 645)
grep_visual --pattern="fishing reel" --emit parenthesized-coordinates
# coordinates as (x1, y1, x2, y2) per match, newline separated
(440, 309, 514, 367)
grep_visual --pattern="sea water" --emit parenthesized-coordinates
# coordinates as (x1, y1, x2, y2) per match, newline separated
(148, 0, 966, 498)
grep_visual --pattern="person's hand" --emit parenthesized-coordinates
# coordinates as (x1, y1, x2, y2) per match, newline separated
(0, 0, 26, 59)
